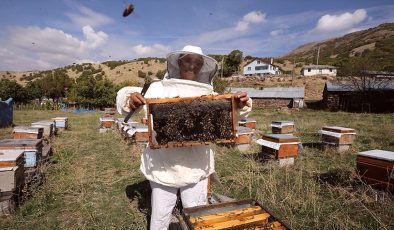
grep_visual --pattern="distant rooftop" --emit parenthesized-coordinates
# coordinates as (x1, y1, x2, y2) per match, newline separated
(302, 65, 337, 70)
(228, 87, 304, 99)
(325, 80, 394, 92)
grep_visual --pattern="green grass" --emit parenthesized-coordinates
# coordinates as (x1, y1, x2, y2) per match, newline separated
(1, 108, 393, 229)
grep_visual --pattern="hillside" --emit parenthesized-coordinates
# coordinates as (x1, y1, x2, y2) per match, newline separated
(0, 58, 166, 86)
(281, 23, 394, 72)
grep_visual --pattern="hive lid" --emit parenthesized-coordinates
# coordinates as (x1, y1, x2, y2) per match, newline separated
(13, 126, 43, 134)
(271, 121, 294, 126)
(262, 134, 299, 143)
(0, 149, 24, 162)
(0, 166, 19, 172)
(358, 149, 394, 162)
(100, 117, 115, 121)
(0, 139, 42, 148)
(322, 126, 355, 133)
(31, 120, 55, 126)
(236, 126, 254, 135)
(52, 117, 68, 120)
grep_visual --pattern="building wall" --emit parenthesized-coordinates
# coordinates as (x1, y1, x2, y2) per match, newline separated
(250, 98, 305, 108)
(243, 60, 280, 75)
(323, 90, 394, 112)
(302, 68, 337, 76)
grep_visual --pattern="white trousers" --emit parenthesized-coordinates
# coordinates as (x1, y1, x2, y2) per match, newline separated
(149, 178, 208, 230)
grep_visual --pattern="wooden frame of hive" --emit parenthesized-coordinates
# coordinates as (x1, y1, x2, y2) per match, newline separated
(146, 94, 237, 149)
(356, 149, 394, 193)
(182, 199, 288, 230)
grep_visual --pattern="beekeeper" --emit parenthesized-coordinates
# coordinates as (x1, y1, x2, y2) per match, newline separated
(116, 45, 252, 230)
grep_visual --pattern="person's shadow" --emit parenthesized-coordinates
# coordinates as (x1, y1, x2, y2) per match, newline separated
(125, 180, 152, 228)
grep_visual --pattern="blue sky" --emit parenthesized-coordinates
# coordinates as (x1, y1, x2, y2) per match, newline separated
(0, 0, 393, 71)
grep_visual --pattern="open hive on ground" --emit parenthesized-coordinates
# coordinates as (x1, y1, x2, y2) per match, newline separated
(182, 199, 288, 230)
(146, 94, 237, 149)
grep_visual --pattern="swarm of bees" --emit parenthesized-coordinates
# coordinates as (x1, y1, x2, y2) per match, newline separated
(123, 3, 134, 17)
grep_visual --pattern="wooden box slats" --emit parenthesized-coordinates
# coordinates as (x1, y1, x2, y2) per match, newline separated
(12, 126, 44, 139)
(183, 199, 288, 230)
(357, 149, 394, 192)
(0, 139, 43, 168)
(146, 94, 237, 149)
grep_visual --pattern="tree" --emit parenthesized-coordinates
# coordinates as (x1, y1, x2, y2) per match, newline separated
(156, 69, 166, 79)
(67, 74, 117, 108)
(0, 79, 28, 102)
(223, 49, 243, 77)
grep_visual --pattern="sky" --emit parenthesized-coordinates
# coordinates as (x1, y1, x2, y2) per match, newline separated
(0, 0, 393, 71)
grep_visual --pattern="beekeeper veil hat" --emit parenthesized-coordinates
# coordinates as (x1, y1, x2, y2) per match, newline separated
(166, 45, 218, 85)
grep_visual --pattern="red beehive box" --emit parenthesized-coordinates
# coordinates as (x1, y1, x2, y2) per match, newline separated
(357, 149, 394, 192)
(320, 126, 356, 145)
(259, 134, 300, 158)
(238, 118, 257, 129)
(271, 121, 295, 134)
(146, 94, 237, 149)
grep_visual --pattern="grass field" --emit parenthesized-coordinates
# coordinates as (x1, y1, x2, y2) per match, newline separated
(1, 108, 393, 229)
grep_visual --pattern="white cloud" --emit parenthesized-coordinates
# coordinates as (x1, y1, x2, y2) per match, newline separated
(235, 11, 266, 31)
(3, 25, 108, 71)
(131, 44, 171, 57)
(66, 5, 114, 27)
(314, 9, 367, 33)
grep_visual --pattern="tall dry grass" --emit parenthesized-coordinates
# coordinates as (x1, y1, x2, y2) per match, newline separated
(0, 108, 393, 229)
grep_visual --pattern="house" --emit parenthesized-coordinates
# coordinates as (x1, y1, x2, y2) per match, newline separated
(301, 65, 337, 76)
(243, 59, 282, 76)
(323, 80, 394, 112)
(229, 87, 304, 108)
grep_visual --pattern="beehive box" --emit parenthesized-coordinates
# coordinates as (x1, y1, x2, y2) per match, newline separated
(0, 139, 43, 168)
(146, 94, 237, 149)
(52, 117, 68, 130)
(0, 150, 25, 193)
(124, 124, 149, 142)
(104, 107, 116, 116)
(183, 199, 288, 230)
(100, 117, 115, 128)
(320, 126, 356, 145)
(357, 149, 394, 192)
(258, 134, 300, 158)
(31, 120, 55, 138)
(271, 121, 294, 134)
(12, 126, 44, 139)
(235, 126, 254, 145)
(238, 118, 257, 129)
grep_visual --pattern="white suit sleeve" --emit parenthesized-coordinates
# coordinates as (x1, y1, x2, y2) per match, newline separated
(116, 86, 143, 116)
(238, 97, 252, 119)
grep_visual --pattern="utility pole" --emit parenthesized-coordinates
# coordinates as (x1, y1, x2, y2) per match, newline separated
(221, 56, 224, 78)
(316, 46, 320, 66)
(292, 58, 295, 86)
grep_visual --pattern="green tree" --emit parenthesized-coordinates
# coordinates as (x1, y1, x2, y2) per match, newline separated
(156, 69, 166, 79)
(223, 50, 243, 77)
(67, 74, 117, 108)
(0, 79, 28, 102)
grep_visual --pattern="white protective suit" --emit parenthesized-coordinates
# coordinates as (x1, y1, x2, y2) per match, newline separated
(116, 77, 252, 188)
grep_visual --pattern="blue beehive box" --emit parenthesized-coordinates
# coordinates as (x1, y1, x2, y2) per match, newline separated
(0, 139, 43, 168)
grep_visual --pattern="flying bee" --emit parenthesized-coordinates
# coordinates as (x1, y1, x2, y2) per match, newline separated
(122, 2, 134, 17)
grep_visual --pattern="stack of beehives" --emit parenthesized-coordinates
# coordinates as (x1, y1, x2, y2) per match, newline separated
(236, 118, 257, 151)
(99, 107, 117, 133)
(114, 118, 149, 145)
(0, 117, 68, 215)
